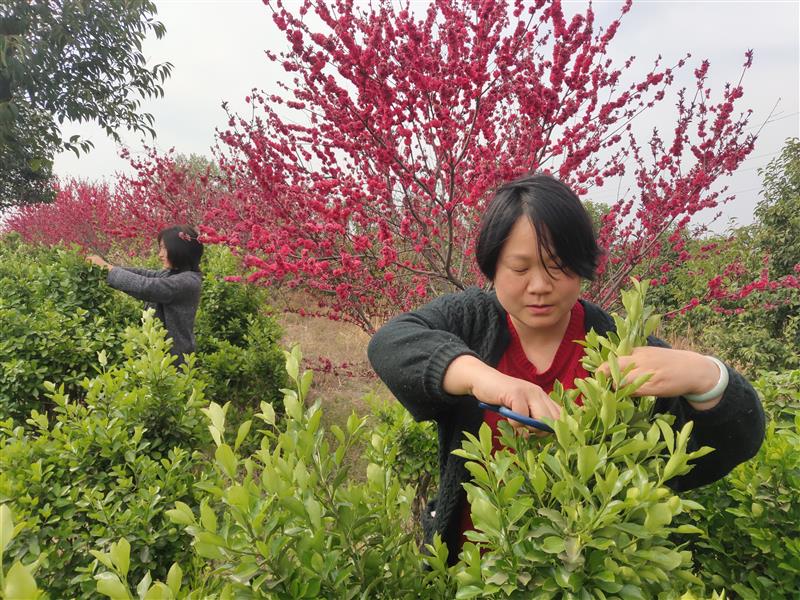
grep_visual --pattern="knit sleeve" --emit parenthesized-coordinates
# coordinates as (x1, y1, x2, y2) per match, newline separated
(115, 266, 163, 278)
(367, 288, 500, 422)
(107, 268, 199, 305)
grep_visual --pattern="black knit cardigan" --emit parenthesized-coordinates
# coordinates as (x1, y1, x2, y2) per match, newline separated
(367, 287, 765, 565)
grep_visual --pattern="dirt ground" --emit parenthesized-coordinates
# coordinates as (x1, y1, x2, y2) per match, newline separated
(276, 310, 395, 479)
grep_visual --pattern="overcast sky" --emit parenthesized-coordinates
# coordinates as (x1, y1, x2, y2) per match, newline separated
(53, 0, 800, 230)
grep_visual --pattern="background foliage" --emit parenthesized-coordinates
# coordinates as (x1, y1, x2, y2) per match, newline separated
(0, 0, 171, 207)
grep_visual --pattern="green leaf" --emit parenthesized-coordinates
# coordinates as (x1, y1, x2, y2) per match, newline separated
(143, 582, 172, 599)
(656, 419, 675, 453)
(110, 538, 131, 578)
(471, 497, 500, 532)
(215, 443, 238, 479)
(300, 369, 313, 399)
(285, 351, 299, 380)
(305, 498, 322, 530)
(501, 475, 526, 502)
(464, 462, 490, 486)
(0, 503, 15, 553)
(455, 586, 484, 599)
(136, 571, 152, 599)
(200, 500, 217, 533)
(234, 420, 251, 452)
(166, 563, 183, 595)
(90, 550, 115, 572)
(644, 502, 673, 531)
(662, 453, 684, 481)
(542, 536, 566, 554)
(95, 572, 130, 599)
(673, 524, 704, 535)
(259, 401, 276, 425)
(4, 561, 39, 600)
(577, 446, 599, 483)
(166, 502, 195, 526)
(203, 402, 226, 435)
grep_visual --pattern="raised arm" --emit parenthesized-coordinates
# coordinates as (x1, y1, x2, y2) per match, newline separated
(106, 268, 198, 304)
(368, 288, 499, 422)
(114, 266, 164, 278)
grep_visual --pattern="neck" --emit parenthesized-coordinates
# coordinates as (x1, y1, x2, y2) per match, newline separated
(509, 308, 573, 349)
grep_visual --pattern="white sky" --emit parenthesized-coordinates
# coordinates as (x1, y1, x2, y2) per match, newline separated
(53, 0, 800, 230)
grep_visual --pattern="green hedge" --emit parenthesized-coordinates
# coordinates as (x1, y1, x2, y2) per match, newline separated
(0, 312, 208, 598)
(0, 237, 286, 424)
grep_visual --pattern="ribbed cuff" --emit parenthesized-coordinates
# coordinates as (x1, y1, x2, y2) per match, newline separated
(422, 341, 480, 404)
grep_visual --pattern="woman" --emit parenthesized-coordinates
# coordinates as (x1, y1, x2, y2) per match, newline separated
(367, 173, 764, 565)
(87, 225, 203, 363)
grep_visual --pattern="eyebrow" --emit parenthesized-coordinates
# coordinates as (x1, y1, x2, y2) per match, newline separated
(504, 253, 534, 260)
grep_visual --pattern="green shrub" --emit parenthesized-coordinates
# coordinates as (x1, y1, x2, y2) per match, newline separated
(676, 370, 800, 599)
(163, 283, 745, 598)
(0, 240, 139, 419)
(164, 346, 455, 599)
(0, 311, 209, 598)
(1, 503, 44, 599)
(0, 239, 286, 428)
(365, 395, 438, 530)
(752, 368, 800, 425)
(194, 246, 287, 447)
(194, 246, 264, 350)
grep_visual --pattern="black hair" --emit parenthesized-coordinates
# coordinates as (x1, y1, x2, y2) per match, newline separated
(475, 173, 600, 281)
(157, 225, 204, 272)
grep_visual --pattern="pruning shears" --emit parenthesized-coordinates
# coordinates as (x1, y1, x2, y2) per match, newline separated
(478, 402, 555, 433)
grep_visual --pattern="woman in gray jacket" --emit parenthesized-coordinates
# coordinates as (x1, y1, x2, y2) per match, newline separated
(87, 225, 203, 363)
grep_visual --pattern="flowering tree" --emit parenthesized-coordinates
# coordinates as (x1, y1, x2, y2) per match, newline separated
(4, 180, 123, 255)
(6, 149, 222, 258)
(204, 0, 756, 332)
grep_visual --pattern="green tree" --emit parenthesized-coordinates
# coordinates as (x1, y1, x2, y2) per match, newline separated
(755, 137, 800, 276)
(0, 0, 172, 208)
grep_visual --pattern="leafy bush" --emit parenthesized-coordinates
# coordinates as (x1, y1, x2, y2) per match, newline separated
(752, 368, 800, 425)
(365, 395, 438, 529)
(0, 238, 286, 429)
(0, 238, 139, 419)
(164, 346, 455, 599)
(0, 312, 209, 598)
(194, 246, 287, 415)
(676, 370, 800, 599)
(1, 504, 44, 599)
(161, 283, 755, 598)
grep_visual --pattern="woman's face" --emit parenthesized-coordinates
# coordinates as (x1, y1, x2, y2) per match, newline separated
(158, 240, 172, 269)
(493, 216, 582, 339)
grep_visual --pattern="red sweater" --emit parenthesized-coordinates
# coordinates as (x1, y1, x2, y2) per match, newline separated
(458, 300, 589, 543)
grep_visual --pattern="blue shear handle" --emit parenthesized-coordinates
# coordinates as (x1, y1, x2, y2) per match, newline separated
(478, 402, 555, 433)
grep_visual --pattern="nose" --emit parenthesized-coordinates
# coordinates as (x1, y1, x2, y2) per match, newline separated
(525, 265, 554, 294)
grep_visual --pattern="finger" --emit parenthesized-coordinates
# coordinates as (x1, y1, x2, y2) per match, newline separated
(538, 394, 561, 421)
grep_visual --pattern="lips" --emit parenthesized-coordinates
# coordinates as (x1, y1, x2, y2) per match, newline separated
(526, 304, 553, 314)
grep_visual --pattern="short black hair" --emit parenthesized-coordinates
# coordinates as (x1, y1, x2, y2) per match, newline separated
(475, 173, 600, 281)
(157, 225, 204, 272)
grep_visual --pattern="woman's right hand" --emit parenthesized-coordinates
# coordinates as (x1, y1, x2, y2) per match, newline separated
(444, 355, 561, 435)
(86, 254, 111, 269)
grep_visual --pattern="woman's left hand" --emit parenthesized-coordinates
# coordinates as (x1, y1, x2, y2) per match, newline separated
(598, 347, 723, 410)
(86, 254, 111, 269)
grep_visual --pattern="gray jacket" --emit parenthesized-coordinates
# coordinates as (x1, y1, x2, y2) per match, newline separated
(107, 267, 202, 359)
